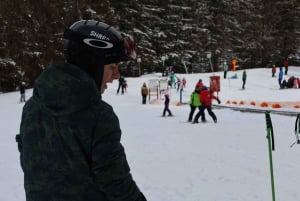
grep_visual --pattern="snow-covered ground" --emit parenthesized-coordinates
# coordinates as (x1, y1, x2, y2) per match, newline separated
(1, 67, 300, 201)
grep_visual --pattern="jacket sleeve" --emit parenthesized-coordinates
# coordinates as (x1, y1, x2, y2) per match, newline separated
(92, 105, 146, 201)
(211, 94, 219, 101)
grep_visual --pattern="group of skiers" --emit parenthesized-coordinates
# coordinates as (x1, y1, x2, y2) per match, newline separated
(223, 60, 247, 89)
(140, 82, 174, 116)
(168, 71, 186, 91)
(188, 79, 221, 123)
(140, 78, 221, 123)
(275, 60, 300, 89)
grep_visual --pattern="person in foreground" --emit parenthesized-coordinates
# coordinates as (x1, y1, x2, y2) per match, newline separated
(16, 20, 147, 201)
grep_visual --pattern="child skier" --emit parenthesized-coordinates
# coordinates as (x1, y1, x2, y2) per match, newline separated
(162, 93, 173, 117)
(188, 87, 202, 122)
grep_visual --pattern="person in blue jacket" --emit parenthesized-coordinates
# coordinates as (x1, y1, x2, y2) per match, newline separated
(278, 67, 284, 88)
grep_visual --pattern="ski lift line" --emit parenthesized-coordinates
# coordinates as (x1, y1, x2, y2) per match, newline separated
(213, 104, 299, 117)
(213, 105, 300, 150)
(213, 105, 300, 149)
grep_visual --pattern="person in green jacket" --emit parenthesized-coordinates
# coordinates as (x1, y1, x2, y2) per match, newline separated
(188, 87, 203, 122)
(16, 20, 147, 201)
(169, 71, 176, 88)
(242, 69, 247, 89)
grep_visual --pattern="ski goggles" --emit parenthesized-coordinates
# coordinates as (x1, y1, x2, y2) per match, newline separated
(123, 35, 137, 60)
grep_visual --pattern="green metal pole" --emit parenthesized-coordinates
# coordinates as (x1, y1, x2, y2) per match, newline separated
(265, 111, 276, 201)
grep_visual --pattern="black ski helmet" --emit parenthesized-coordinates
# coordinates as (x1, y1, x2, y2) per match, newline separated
(63, 19, 136, 87)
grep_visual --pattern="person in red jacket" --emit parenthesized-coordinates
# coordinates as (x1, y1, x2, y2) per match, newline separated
(196, 86, 220, 123)
(271, 64, 276, 77)
(283, 58, 288, 75)
(195, 79, 204, 89)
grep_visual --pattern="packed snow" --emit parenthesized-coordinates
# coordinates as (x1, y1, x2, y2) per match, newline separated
(1, 67, 300, 201)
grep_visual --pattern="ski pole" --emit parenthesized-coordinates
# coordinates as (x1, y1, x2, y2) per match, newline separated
(179, 87, 183, 104)
(291, 113, 300, 148)
(295, 114, 300, 144)
(265, 111, 276, 201)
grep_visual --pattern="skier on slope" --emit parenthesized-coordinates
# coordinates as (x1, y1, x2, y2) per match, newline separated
(194, 86, 220, 123)
(278, 67, 284, 88)
(162, 93, 173, 117)
(188, 86, 203, 122)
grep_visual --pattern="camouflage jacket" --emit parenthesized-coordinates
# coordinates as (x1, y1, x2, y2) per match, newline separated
(17, 62, 146, 201)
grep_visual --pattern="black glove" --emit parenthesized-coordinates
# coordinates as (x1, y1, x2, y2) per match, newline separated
(217, 99, 221, 104)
